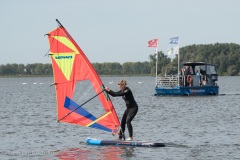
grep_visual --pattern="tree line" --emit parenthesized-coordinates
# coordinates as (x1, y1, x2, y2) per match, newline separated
(0, 43, 240, 76)
(163, 43, 240, 76)
(0, 63, 53, 76)
(0, 62, 152, 76)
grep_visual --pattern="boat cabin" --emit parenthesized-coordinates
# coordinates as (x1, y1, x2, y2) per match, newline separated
(180, 62, 218, 87)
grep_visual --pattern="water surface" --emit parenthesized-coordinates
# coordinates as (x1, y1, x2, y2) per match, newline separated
(0, 76, 239, 160)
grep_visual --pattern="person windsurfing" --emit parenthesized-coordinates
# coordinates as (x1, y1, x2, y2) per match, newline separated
(105, 80, 138, 141)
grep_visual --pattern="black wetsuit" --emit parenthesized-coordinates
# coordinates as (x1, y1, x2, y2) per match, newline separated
(107, 87, 138, 138)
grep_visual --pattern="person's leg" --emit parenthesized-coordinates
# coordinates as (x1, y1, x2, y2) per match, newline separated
(126, 107, 138, 138)
(119, 109, 128, 139)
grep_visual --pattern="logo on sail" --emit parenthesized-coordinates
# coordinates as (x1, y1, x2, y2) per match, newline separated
(55, 56, 73, 59)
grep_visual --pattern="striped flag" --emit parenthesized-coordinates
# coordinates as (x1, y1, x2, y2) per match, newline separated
(169, 37, 179, 44)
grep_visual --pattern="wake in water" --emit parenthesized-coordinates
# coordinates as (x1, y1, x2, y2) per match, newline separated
(219, 93, 240, 96)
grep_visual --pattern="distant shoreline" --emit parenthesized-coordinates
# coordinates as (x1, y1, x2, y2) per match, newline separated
(0, 75, 53, 78)
(0, 74, 153, 78)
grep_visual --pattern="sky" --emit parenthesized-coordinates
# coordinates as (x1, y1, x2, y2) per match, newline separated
(1, 0, 240, 65)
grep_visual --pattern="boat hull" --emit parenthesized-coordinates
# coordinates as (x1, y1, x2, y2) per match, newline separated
(155, 86, 219, 96)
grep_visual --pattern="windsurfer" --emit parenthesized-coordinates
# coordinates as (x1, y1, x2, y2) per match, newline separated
(105, 80, 138, 141)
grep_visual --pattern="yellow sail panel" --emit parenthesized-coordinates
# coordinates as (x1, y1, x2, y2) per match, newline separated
(52, 36, 79, 54)
(51, 54, 75, 81)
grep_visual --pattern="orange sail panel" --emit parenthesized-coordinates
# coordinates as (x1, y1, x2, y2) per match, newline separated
(47, 21, 120, 134)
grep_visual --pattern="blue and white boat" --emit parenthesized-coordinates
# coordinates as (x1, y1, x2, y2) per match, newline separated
(155, 62, 219, 96)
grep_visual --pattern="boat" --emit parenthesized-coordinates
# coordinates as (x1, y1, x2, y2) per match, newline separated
(155, 62, 219, 96)
(148, 37, 219, 96)
(46, 19, 165, 147)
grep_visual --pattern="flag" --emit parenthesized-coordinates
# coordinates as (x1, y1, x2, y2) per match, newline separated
(169, 37, 179, 44)
(167, 48, 174, 55)
(167, 46, 178, 55)
(148, 39, 158, 47)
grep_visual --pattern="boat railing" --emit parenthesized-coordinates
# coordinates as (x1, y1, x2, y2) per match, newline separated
(156, 74, 218, 88)
(156, 75, 179, 87)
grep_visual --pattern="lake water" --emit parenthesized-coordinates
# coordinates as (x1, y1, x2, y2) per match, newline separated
(0, 76, 240, 160)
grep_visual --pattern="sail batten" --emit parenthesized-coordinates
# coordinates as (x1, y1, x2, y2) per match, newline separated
(47, 20, 120, 134)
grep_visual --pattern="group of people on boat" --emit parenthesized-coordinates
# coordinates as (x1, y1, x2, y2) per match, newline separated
(181, 65, 193, 86)
(181, 65, 206, 87)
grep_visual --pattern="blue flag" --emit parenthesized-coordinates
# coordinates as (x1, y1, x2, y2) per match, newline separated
(169, 37, 179, 44)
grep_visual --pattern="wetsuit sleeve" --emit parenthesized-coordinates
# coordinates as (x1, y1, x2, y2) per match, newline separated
(107, 89, 129, 97)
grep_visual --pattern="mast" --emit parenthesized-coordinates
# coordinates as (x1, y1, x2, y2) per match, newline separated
(56, 19, 64, 28)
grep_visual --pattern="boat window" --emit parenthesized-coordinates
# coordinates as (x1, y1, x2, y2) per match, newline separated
(212, 66, 217, 74)
(189, 66, 193, 74)
(195, 66, 202, 74)
(195, 65, 206, 75)
(183, 65, 193, 75)
(207, 65, 217, 74)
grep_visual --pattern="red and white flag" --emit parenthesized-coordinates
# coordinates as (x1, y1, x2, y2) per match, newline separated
(148, 39, 158, 47)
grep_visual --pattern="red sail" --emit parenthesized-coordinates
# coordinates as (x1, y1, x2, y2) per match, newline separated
(47, 21, 120, 134)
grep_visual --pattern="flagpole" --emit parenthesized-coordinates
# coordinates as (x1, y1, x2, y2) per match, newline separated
(178, 41, 180, 86)
(169, 37, 179, 86)
(147, 39, 158, 86)
(156, 45, 158, 85)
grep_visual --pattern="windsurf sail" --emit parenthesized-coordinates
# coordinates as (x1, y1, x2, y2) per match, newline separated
(46, 19, 120, 135)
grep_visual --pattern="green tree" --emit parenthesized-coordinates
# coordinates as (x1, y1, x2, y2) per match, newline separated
(18, 64, 26, 75)
(122, 62, 134, 75)
(149, 51, 171, 76)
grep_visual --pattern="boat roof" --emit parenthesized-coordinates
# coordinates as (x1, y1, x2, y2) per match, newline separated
(183, 62, 215, 66)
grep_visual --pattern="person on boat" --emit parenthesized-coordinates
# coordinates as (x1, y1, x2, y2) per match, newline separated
(184, 66, 191, 75)
(183, 66, 192, 86)
(105, 80, 138, 141)
(196, 69, 202, 86)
